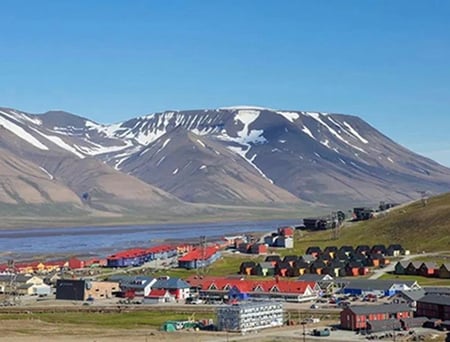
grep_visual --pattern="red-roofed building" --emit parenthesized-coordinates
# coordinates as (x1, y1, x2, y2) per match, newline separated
(278, 226, 294, 237)
(186, 275, 319, 302)
(144, 288, 174, 304)
(178, 247, 221, 269)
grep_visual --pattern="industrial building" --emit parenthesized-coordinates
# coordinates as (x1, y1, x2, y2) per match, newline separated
(216, 302, 284, 333)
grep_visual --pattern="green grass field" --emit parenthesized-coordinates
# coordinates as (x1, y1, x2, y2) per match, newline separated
(0, 311, 214, 329)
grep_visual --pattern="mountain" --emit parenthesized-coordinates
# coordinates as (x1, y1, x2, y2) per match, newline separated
(1, 106, 450, 212)
(0, 108, 183, 217)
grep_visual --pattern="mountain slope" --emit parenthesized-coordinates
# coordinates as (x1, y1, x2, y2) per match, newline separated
(292, 192, 450, 253)
(1, 106, 450, 209)
(0, 108, 183, 214)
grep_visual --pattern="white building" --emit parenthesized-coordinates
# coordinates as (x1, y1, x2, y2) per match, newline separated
(217, 302, 284, 333)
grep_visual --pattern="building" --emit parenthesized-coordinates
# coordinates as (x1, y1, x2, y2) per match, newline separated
(55, 279, 119, 301)
(390, 289, 425, 309)
(416, 294, 450, 320)
(217, 302, 284, 332)
(340, 279, 420, 297)
(394, 261, 409, 275)
(186, 276, 320, 303)
(178, 247, 221, 269)
(0, 275, 50, 296)
(439, 264, 450, 279)
(110, 275, 156, 297)
(151, 276, 191, 300)
(340, 303, 413, 330)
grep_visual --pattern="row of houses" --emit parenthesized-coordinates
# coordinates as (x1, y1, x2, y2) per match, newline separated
(0, 243, 196, 274)
(238, 249, 391, 278)
(0, 274, 52, 296)
(185, 275, 320, 303)
(395, 261, 450, 279)
(178, 246, 221, 269)
(106, 245, 180, 268)
(305, 243, 407, 259)
(55, 276, 191, 303)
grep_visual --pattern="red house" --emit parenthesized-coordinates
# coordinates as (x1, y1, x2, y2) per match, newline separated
(250, 243, 268, 254)
(340, 304, 413, 330)
(277, 226, 294, 237)
(69, 258, 85, 270)
(418, 262, 438, 277)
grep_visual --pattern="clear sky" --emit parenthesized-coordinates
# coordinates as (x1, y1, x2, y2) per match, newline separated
(1, 1, 450, 165)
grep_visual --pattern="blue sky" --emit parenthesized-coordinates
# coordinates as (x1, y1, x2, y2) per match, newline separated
(1, 1, 450, 165)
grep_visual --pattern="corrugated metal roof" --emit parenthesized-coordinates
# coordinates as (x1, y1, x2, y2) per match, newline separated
(418, 294, 450, 306)
(348, 303, 411, 315)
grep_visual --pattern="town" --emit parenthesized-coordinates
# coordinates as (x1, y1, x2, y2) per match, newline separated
(1, 203, 449, 341)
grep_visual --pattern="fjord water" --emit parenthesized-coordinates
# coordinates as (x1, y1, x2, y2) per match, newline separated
(0, 219, 299, 262)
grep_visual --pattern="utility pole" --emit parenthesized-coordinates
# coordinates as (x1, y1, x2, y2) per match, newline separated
(197, 235, 207, 276)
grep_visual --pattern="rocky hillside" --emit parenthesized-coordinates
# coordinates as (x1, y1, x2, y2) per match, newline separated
(1, 106, 450, 212)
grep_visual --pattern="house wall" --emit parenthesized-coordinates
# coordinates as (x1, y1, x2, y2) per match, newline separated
(417, 302, 450, 320)
(84, 281, 119, 300)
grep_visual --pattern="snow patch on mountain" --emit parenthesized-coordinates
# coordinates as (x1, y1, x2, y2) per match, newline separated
(39, 167, 54, 180)
(301, 126, 316, 140)
(32, 128, 85, 158)
(304, 112, 366, 153)
(343, 121, 369, 144)
(0, 113, 49, 150)
(276, 111, 299, 123)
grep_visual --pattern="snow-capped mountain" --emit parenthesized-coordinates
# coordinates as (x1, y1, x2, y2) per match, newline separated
(1, 106, 449, 208)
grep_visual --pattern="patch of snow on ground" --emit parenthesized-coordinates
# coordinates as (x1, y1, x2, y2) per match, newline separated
(0, 114, 48, 150)
(339, 158, 346, 164)
(196, 139, 206, 148)
(150, 138, 171, 156)
(199, 165, 207, 170)
(39, 167, 54, 180)
(276, 111, 299, 122)
(387, 157, 394, 163)
(279, 140, 286, 143)
(32, 129, 85, 158)
(172, 168, 179, 175)
(320, 139, 330, 148)
(314, 152, 321, 158)
(156, 156, 166, 166)
(301, 126, 316, 140)
(343, 121, 369, 144)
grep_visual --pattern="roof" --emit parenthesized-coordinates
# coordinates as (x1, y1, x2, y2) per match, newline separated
(420, 262, 438, 269)
(424, 287, 450, 295)
(185, 275, 317, 295)
(397, 289, 426, 301)
(340, 279, 418, 291)
(367, 319, 402, 332)
(408, 261, 422, 269)
(178, 247, 218, 262)
(153, 277, 190, 289)
(396, 261, 410, 268)
(117, 276, 155, 290)
(417, 294, 450, 306)
(258, 262, 275, 269)
(348, 303, 412, 315)
(147, 289, 168, 297)
(298, 274, 333, 282)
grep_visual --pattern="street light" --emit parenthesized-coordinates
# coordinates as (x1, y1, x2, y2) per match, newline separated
(301, 321, 306, 342)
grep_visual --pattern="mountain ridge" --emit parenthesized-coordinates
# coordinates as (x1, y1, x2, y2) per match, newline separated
(1, 105, 449, 216)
